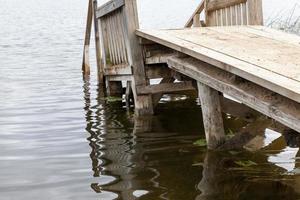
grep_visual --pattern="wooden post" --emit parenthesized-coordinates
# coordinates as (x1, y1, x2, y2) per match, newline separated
(247, 0, 263, 25)
(125, 81, 132, 107)
(123, 0, 153, 115)
(193, 14, 201, 27)
(197, 82, 225, 149)
(93, 0, 104, 84)
(82, 0, 93, 75)
(107, 81, 123, 97)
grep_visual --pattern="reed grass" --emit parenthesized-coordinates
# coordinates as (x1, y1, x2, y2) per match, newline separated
(266, 4, 300, 35)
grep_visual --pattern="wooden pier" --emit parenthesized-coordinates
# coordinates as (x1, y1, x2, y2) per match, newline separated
(83, 0, 300, 149)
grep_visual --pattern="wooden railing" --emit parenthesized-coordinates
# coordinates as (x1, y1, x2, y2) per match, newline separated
(96, 0, 131, 76)
(185, 0, 263, 27)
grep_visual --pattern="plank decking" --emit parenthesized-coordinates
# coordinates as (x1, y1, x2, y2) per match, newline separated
(136, 26, 300, 104)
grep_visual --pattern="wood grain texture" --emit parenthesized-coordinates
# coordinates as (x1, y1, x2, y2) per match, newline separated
(136, 27, 300, 103)
(198, 82, 226, 149)
(167, 56, 300, 133)
(96, 0, 125, 18)
(123, 0, 153, 115)
(82, 0, 93, 75)
(206, 0, 246, 12)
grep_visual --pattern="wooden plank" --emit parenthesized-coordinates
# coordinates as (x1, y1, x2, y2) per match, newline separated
(145, 53, 174, 64)
(136, 28, 300, 103)
(137, 81, 195, 95)
(123, 0, 154, 115)
(185, 0, 205, 28)
(247, 0, 263, 25)
(145, 64, 173, 79)
(167, 56, 300, 133)
(206, 0, 247, 12)
(82, 0, 93, 75)
(96, 0, 125, 18)
(107, 75, 132, 82)
(152, 77, 175, 107)
(198, 82, 225, 149)
(93, 0, 104, 83)
(104, 64, 132, 75)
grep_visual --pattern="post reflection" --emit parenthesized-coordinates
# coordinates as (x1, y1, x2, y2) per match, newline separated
(82, 77, 300, 200)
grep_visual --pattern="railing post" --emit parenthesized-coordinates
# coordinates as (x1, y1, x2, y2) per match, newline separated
(123, 0, 153, 115)
(93, 0, 104, 84)
(82, 0, 93, 75)
(247, 0, 263, 25)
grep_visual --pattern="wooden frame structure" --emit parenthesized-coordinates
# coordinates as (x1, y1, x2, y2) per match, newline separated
(83, 0, 300, 150)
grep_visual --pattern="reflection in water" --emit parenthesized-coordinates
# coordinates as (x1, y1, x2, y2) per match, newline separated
(82, 77, 300, 200)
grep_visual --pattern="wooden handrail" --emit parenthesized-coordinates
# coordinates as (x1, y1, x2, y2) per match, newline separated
(96, 0, 125, 18)
(184, 0, 205, 28)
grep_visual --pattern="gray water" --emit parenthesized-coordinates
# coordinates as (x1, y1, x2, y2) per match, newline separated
(1, 0, 300, 199)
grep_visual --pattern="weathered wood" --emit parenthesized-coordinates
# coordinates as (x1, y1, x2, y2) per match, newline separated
(107, 75, 132, 82)
(93, 0, 104, 83)
(152, 77, 175, 107)
(145, 64, 173, 79)
(123, 0, 153, 115)
(82, 0, 93, 75)
(145, 53, 174, 64)
(136, 27, 300, 103)
(107, 81, 123, 97)
(103, 64, 132, 75)
(125, 81, 132, 107)
(96, 0, 125, 18)
(185, 0, 205, 28)
(193, 14, 201, 27)
(197, 82, 226, 149)
(206, 0, 247, 12)
(167, 56, 300, 133)
(137, 81, 195, 95)
(247, 0, 263, 25)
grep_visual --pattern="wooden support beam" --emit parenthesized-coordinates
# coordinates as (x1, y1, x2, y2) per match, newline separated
(93, 0, 104, 84)
(145, 53, 174, 65)
(125, 81, 132, 107)
(137, 81, 195, 95)
(123, 0, 153, 115)
(96, 0, 125, 18)
(167, 56, 300, 133)
(145, 64, 173, 79)
(198, 82, 226, 149)
(152, 77, 175, 107)
(82, 0, 93, 75)
(103, 64, 132, 76)
(107, 81, 123, 97)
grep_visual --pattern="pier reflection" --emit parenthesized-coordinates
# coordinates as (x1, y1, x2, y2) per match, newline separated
(82, 77, 300, 200)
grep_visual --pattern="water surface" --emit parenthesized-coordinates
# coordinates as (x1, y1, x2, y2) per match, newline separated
(1, 0, 300, 199)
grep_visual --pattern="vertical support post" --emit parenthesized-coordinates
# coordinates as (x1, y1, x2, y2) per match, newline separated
(82, 0, 93, 75)
(125, 81, 132, 107)
(247, 0, 263, 25)
(93, 0, 104, 84)
(107, 81, 123, 97)
(123, 0, 153, 115)
(197, 82, 225, 149)
(193, 14, 201, 27)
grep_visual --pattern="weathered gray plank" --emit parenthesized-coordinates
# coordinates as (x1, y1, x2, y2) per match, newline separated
(137, 81, 195, 95)
(93, 0, 104, 83)
(198, 82, 226, 149)
(206, 0, 246, 12)
(82, 0, 93, 75)
(167, 56, 300, 133)
(96, 0, 125, 18)
(123, 0, 153, 115)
